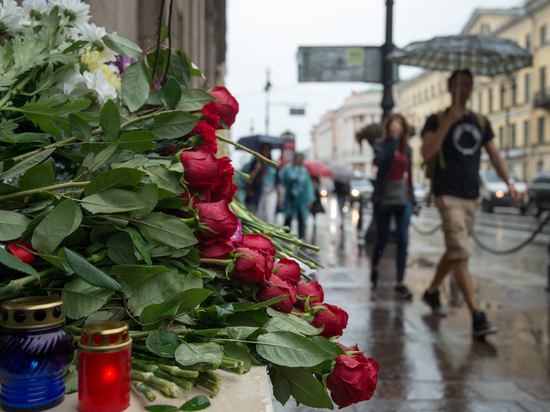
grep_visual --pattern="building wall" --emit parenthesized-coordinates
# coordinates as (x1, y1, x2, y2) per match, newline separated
(397, 0, 550, 184)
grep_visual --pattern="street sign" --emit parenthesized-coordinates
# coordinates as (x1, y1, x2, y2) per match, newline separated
(297, 46, 398, 83)
(289, 108, 305, 115)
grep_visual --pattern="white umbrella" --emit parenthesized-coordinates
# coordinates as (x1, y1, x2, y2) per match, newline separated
(328, 162, 354, 183)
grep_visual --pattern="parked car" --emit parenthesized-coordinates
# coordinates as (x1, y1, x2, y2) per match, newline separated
(349, 179, 374, 205)
(413, 183, 428, 204)
(526, 171, 550, 217)
(479, 170, 527, 213)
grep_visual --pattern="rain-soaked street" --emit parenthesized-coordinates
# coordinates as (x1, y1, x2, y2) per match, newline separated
(273, 196, 550, 412)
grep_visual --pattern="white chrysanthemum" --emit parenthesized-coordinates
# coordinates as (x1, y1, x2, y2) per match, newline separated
(21, 0, 51, 22)
(0, 0, 24, 36)
(49, 0, 90, 26)
(56, 70, 88, 99)
(76, 22, 116, 62)
(82, 69, 118, 107)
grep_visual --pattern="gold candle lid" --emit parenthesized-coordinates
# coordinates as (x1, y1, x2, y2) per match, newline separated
(78, 321, 132, 353)
(0, 296, 66, 330)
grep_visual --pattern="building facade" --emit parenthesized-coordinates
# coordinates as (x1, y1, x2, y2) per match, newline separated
(397, 0, 550, 184)
(311, 91, 384, 179)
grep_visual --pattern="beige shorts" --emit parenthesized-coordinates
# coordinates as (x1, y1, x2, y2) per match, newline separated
(435, 195, 478, 261)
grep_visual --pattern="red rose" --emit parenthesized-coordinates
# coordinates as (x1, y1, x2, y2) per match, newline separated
(162, 146, 176, 157)
(295, 280, 324, 307)
(7, 243, 34, 264)
(202, 101, 219, 129)
(211, 157, 237, 202)
(231, 246, 273, 285)
(311, 303, 349, 339)
(235, 234, 276, 257)
(190, 120, 218, 154)
(199, 239, 234, 260)
(326, 354, 379, 408)
(255, 275, 296, 313)
(272, 258, 301, 284)
(210, 86, 239, 127)
(180, 147, 220, 192)
(196, 200, 238, 244)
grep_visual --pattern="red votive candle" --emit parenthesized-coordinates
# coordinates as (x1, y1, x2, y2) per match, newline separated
(78, 321, 132, 412)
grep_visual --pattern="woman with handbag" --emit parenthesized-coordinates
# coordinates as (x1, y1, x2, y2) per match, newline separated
(370, 114, 420, 298)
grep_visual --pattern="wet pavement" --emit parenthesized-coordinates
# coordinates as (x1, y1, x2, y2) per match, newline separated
(272, 196, 550, 412)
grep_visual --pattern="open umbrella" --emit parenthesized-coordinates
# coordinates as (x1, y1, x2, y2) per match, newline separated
(303, 160, 332, 178)
(328, 162, 354, 183)
(236, 135, 284, 152)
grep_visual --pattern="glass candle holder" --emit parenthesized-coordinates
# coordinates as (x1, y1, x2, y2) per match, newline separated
(0, 296, 74, 412)
(78, 321, 132, 412)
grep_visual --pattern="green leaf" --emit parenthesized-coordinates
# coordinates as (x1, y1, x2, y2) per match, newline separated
(223, 342, 252, 373)
(100, 99, 120, 142)
(64, 248, 121, 290)
(0, 211, 31, 241)
(61, 278, 114, 319)
(131, 183, 159, 220)
(19, 163, 55, 190)
(225, 326, 261, 341)
(69, 114, 92, 142)
(31, 199, 76, 254)
(264, 308, 323, 336)
(170, 50, 191, 88)
(160, 76, 182, 109)
(0, 148, 55, 181)
(173, 288, 212, 314)
(256, 332, 331, 367)
(0, 247, 39, 278)
(145, 407, 177, 412)
(174, 342, 223, 367)
(81, 188, 149, 214)
(146, 330, 180, 358)
(277, 366, 333, 409)
(134, 212, 197, 249)
(269, 367, 291, 406)
(122, 62, 149, 112)
(152, 111, 198, 140)
(128, 271, 188, 316)
(111, 265, 169, 289)
(123, 227, 151, 264)
(87, 143, 119, 174)
(64, 365, 78, 394)
(83, 168, 146, 196)
(106, 232, 139, 265)
(143, 165, 185, 194)
(102, 34, 143, 59)
(179, 396, 211, 411)
(176, 90, 214, 112)
(119, 131, 156, 152)
(233, 295, 287, 312)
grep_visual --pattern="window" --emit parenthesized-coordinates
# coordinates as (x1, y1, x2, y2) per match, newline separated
(540, 67, 546, 93)
(500, 84, 505, 110)
(358, 115, 364, 123)
(511, 78, 517, 106)
(478, 93, 483, 112)
(524, 120, 530, 147)
(538, 117, 545, 144)
(510, 124, 516, 148)
(488, 89, 493, 113)
(499, 126, 504, 148)
(541, 25, 548, 46)
(526, 33, 532, 52)
(525, 73, 531, 103)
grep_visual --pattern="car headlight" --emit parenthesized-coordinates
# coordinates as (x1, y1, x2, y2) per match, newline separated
(495, 190, 505, 198)
(351, 189, 360, 197)
(320, 190, 327, 197)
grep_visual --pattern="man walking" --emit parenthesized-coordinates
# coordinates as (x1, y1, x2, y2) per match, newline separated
(421, 69, 520, 338)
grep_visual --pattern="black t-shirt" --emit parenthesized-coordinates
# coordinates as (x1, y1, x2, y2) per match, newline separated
(422, 110, 494, 199)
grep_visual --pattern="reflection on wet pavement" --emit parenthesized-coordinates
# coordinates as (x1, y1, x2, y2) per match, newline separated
(273, 197, 550, 412)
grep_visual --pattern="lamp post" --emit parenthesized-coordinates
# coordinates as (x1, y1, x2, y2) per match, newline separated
(381, 0, 395, 121)
(265, 68, 271, 135)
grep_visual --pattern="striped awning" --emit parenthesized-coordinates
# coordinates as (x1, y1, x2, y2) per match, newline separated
(388, 35, 532, 77)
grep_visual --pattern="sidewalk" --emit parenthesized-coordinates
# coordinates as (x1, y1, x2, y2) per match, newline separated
(274, 199, 550, 412)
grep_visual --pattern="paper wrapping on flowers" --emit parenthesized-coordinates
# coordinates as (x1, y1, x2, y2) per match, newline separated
(0, 1, 378, 410)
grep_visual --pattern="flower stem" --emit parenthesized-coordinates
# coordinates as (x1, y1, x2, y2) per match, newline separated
(0, 181, 89, 202)
(216, 134, 277, 167)
(200, 258, 232, 266)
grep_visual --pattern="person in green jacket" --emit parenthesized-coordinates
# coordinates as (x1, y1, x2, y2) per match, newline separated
(280, 152, 316, 240)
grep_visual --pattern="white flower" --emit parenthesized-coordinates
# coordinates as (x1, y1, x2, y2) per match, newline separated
(82, 69, 118, 107)
(21, 0, 51, 22)
(0, 0, 24, 36)
(76, 22, 117, 62)
(49, 0, 90, 26)
(56, 70, 88, 99)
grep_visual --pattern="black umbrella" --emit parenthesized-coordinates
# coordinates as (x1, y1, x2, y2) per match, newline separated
(236, 135, 284, 152)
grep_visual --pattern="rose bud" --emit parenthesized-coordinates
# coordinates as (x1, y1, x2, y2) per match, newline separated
(326, 354, 379, 408)
(211, 156, 237, 202)
(272, 258, 301, 284)
(295, 280, 324, 307)
(201, 101, 219, 129)
(235, 234, 276, 257)
(7, 242, 35, 264)
(180, 147, 220, 192)
(231, 246, 273, 285)
(195, 200, 238, 244)
(199, 239, 234, 261)
(189, 120, 218, 154)
(311, 303, 349, 339)
(210, 86, 239, 127)
(255, 275, 297, 313)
